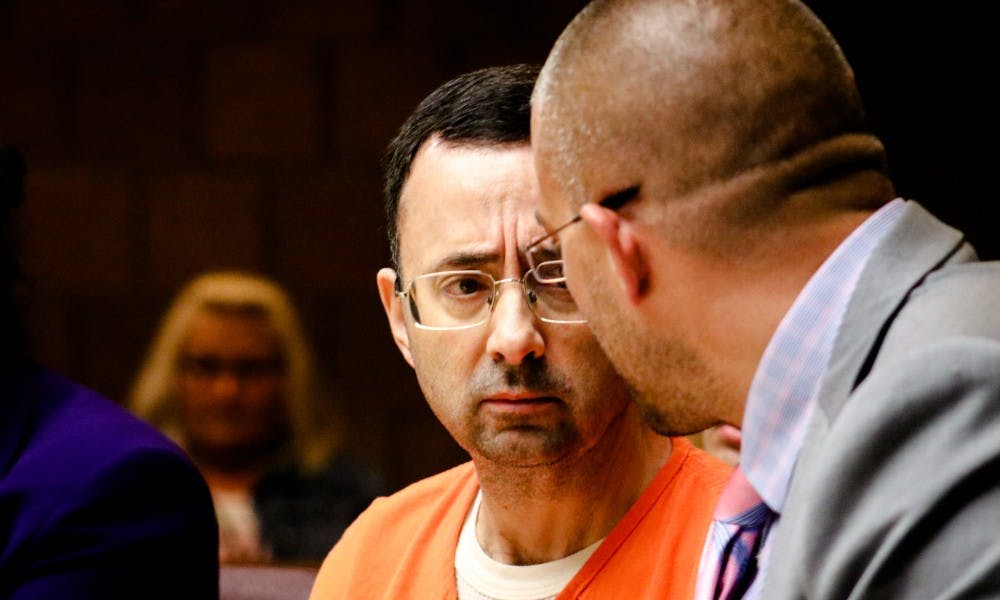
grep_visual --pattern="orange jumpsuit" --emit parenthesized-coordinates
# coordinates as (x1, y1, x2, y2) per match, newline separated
(311, 437, 729, 599)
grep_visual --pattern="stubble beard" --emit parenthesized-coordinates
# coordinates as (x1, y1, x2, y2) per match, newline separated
(580, 283, 724, 438)
(467, 358, 582, 467)
(472, 419, 578, 467)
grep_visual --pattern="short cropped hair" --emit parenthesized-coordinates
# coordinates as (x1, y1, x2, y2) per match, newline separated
(128, 271, 340, 472)
(382, 64, 539, 268)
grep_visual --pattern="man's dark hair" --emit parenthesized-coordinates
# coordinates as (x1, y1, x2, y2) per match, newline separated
(1, 145, 26, 362)
(382, 64, 539, 268)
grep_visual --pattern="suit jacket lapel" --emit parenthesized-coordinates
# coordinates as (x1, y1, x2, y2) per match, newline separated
(763, 202, 974, 596)
(816, 201, 970, 420)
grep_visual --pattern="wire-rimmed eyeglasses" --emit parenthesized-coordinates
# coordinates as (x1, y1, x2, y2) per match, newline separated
(395, 266, 587, 330)
(526, 185, 641, 284)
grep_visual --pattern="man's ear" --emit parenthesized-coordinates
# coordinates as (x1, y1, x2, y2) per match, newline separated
(579, 203, 648, 304)
(377, 268, 415, 368)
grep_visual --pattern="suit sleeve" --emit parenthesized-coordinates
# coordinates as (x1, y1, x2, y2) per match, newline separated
(10, 445, 219, 600)
(798, 337, 1000, 599)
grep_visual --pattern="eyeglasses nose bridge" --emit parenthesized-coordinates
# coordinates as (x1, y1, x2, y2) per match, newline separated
(488, 275, 534, 314)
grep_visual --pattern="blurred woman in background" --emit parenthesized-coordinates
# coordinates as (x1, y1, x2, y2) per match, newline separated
(129, 271, 384, 565)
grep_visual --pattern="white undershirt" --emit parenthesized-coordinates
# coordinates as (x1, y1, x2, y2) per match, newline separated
(455, 492, 603, 600)
(213, 488, 268, 562)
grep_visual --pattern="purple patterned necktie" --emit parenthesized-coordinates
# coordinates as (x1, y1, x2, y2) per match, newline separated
(695, 467, 776, 600)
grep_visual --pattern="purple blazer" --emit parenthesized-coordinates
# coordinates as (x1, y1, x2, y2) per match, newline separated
(0, 361, 219, 599)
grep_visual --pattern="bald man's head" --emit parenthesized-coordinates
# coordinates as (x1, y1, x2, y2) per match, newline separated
(534, 0, 892, 235)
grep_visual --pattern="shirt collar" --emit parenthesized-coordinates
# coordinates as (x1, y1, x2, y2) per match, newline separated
(741, 199, 906, 511)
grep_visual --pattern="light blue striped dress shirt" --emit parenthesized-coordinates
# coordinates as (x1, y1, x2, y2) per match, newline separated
(736, 198, 906, 598)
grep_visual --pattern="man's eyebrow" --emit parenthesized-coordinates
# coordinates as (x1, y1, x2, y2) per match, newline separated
(599, 184, 640, 210)
(428, 251, 499, 273)
(530, 184, 639, 230)
(533, 208, 552, 230)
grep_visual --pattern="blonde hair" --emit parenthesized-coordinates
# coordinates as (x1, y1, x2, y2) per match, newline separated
(128, 271, 340, 472)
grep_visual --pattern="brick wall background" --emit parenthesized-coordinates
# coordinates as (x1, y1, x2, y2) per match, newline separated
(1, 0, 992, 490)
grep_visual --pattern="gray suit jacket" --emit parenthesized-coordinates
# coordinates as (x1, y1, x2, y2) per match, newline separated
(763, 202, 1000, 599)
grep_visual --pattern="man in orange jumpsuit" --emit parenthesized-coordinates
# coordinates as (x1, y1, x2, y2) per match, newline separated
(310, 65, 730, 600)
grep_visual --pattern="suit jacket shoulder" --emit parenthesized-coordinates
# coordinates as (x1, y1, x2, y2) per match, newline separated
(876, 260, 1000, 361)
(0, 363, 219, 599)
(766, 203, 1000, 598)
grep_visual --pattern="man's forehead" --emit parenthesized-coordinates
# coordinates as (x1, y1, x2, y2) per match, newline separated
(531, 106, 603, 215)
(396, 139, 541, 273)
(531, 149, 574, 229)
(399, 139, 534, 219)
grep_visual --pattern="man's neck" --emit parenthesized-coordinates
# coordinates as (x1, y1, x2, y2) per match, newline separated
(470, 406, 672, 565)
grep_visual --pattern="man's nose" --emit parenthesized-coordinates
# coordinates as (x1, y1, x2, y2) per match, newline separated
(484, 280, 545, 365)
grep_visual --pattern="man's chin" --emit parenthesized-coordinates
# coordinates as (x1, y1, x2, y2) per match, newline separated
(634, 398, 703, 438)
(472, 427, 577, 467)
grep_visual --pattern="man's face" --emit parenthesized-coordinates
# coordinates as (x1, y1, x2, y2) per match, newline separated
(378, 139, 633, 467)
(531, 103, 728, 437)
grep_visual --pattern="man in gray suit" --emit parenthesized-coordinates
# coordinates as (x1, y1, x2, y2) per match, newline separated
(529, 0, 1000, 597)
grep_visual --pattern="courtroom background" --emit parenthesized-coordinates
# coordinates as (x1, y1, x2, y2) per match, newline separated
(1, 0, 992, 490)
